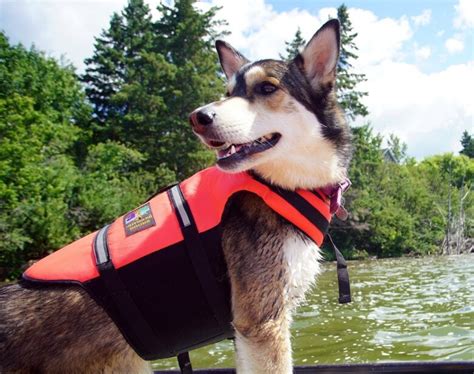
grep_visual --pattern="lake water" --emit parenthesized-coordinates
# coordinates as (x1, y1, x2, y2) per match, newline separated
(152, 255, 474, 370)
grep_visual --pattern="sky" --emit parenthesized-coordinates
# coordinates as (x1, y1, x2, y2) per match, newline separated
(0, 0, 473, 159)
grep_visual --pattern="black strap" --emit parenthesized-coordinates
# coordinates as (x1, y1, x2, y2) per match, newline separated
(177, 352, 193, 374)
(327, 234, 351, 304)
(93, 225, 169, 359)
(311, 189, 326, 203)
(168, 185, 229, 328)
(251, 174, 330, 235)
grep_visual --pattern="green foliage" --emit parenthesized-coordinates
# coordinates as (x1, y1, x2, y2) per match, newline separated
(82, 0, 225, 180)
(0, 34, 88, 277)
(460, 130, 474, 158)
(328, 124, 474, 260)
(73, 141, 170, 231)
(82, 1, 154, 129)
(280, 28, 306, 60)
(336, 4, 368, 120)
(387, 134, 409, 164)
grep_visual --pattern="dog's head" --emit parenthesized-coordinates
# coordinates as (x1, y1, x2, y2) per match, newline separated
(189, 19, 351, 190)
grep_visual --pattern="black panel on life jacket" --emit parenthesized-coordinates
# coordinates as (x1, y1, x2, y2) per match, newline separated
(85, 226, 232, 360)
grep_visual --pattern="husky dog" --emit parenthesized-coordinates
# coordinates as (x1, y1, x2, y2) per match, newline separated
(0, 19, 351, 374)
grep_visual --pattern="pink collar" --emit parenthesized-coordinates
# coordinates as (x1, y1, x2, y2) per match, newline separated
(321, 179, 351, 220)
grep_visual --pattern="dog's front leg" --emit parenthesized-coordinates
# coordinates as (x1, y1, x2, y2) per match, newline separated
(233, 309, 292, 374)
(222, 195, 295, 373)
(227, 240, 293, 374)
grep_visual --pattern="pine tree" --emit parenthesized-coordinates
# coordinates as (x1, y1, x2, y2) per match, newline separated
(336, 4, 368, 121)
(280, 28, 306, 60)
(82, 0, 227, 180)
(151, 0, 227, 177)
(387, 134, 408, 164)
(82, 0, 154, 140)
(460, 130, 474, 158)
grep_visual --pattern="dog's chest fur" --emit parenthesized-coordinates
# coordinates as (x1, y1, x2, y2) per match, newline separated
(222, 192, 321, 322)
(283, 235, 321, 309)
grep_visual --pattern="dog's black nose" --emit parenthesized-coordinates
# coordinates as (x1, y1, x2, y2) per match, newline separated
(189, 109, 215, 134)
(196, 110, 215, 125)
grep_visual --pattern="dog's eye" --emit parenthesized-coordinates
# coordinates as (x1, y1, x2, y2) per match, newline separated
(257, 82, 278, 96)
(225, 91, 231, 97)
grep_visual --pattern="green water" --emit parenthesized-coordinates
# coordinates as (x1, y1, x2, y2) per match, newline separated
(152, 255, 474, 370)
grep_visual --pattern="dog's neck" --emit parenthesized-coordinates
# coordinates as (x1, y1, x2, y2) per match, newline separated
(251, 153, 347, 191)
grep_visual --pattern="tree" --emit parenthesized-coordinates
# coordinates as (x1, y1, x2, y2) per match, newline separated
(82, 0, 226, 180)
(0, 33, 90, 278)
(280, 28, 306, 60)
(326, 125, 472, 260)
(336, 4, 368, 120)
(460, 130, 474, 158)
(418, 154, 474, 254)
(74, 141, 172, 232)
(82, 0, 154, 139)
(387, 134, 408, 164)
(148, 0, 227, 178)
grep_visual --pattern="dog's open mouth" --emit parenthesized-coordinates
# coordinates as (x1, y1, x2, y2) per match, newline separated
(205, 133, 281, 167)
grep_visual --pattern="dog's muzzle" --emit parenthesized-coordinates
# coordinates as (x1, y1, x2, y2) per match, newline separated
(189, 109, 215, 135)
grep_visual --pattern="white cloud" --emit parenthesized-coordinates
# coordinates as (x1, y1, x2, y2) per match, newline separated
(347, 8, 412, 68)
(445, 37, 465, 53)
(0, 0, 164, 72)
(411, 9, 432, 26)
(356, 61, 473, 158)
(0, 0, 125, 71)
(415, 45, 431, 60)
(454, 0, 474, 28)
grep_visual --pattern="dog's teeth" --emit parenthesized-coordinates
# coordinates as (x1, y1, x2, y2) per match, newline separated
(230, 145, 236, 154)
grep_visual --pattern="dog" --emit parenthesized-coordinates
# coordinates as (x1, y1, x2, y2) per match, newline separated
(0, 19, 351, 373)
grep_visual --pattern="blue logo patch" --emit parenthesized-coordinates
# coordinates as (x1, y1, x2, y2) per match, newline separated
(124, 202, 155, 236)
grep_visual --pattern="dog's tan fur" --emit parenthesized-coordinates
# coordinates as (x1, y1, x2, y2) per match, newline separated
(0, 284, 148, 373)
(1, 20, 350, 374)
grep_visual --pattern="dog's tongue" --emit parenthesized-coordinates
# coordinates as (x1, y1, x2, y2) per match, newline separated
(218, 144, 244, 158)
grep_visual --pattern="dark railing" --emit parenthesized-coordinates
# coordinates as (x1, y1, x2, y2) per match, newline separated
(154, 361, 474, 374)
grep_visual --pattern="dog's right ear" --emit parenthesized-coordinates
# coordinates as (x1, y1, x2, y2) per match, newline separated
(215, 40, 249, 80)
(294, 19, 340, 88)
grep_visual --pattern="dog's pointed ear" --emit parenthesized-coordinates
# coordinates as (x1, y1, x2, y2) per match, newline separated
(215, 40, 249, 80)
(295, 19, 340, 86)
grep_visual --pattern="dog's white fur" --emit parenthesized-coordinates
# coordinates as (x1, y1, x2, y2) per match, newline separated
(284, 237, 322, 310)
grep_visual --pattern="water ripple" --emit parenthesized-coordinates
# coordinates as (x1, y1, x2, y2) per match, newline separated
(153, 254, 474, 369)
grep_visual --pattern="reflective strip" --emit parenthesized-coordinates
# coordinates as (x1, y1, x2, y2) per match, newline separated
(94, 225, 111, 265)
(169, 185, 191, 227)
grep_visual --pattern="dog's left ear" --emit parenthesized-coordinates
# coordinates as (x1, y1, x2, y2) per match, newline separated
(215, 40, 249, 80)
(295, 19, 340, 87)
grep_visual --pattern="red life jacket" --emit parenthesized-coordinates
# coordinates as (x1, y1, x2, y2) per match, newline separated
(23, 166, 342, 360)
